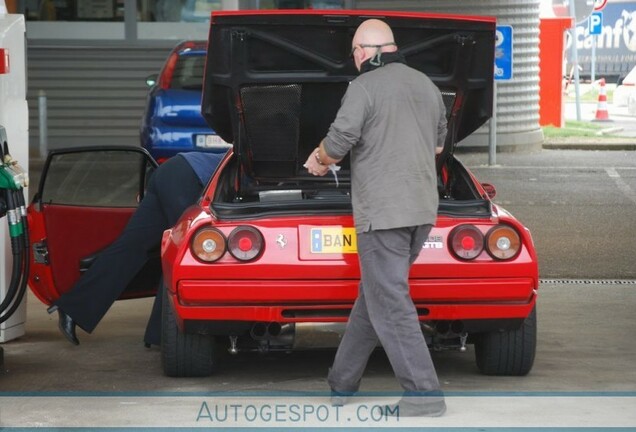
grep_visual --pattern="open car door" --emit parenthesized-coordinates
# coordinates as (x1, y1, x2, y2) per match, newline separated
(27, 147, 159, 306)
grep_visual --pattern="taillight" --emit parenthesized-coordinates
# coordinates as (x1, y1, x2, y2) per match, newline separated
(159, 52, 178, 90)
(449, 225, 484, 260)
(486, 225, 521, 260)
(227, 226, 264, 262)
(191, 227, 226, 262)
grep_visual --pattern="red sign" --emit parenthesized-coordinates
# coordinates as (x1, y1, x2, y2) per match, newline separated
(594, 0, 608, 11)
(0, 49, 9, 74)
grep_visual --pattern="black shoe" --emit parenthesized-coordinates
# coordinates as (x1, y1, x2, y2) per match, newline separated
(47, 305, 79, 345)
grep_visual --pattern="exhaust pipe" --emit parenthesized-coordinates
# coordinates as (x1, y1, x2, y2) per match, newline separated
(250, 322, 268, 340)
(292, 323, 347, 349)
(267, 322, 282, 337)
(435, 321, 451, 335)
(250, 322, 283, 340)
(434, 320, 465, 336)
(245, 322, 351, 350)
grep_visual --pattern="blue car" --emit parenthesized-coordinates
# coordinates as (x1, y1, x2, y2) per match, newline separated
(140, 40, 231, 163)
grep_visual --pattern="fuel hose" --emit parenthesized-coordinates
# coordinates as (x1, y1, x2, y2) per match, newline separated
(0, 189, 28, 324)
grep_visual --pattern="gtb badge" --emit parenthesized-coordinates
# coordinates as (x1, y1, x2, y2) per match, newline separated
(276, 234, 287, 249)
(423, 235, 443, 249)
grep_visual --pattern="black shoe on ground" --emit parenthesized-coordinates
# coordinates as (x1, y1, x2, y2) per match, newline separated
(47, 305, 80, 346)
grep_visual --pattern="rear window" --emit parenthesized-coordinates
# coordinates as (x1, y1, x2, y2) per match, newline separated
(171, 55, 206, 90)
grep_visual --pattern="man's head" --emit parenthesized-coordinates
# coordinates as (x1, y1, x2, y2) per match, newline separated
(351, 19, 398, 71)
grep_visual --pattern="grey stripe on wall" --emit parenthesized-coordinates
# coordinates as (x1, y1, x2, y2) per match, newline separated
(27, 44, 173, 154)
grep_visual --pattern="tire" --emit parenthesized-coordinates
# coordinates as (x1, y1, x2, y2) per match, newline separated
(161, 281, 216, 377)
(474, 306, 537, 376)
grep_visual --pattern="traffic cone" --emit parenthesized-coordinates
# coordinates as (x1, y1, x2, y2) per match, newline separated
(592, 78, 612, 122)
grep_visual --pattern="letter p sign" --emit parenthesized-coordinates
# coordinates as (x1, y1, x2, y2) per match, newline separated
(589, 12, 602, 35)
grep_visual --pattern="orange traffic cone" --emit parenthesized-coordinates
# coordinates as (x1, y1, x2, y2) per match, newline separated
(592, 78, 612, 122)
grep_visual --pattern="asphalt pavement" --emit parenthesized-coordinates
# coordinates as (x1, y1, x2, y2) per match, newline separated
(459, 149, 636, 279)
(458, 100, 636, 278)
(1, 278, 635, 428)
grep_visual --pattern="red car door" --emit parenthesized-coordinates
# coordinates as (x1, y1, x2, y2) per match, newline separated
(27, 147, 159, 305)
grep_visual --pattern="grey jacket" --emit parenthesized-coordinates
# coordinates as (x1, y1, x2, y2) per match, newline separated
(323, 62, 447, 233)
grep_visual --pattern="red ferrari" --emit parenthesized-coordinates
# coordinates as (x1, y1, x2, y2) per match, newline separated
(28, 10, 538, 378)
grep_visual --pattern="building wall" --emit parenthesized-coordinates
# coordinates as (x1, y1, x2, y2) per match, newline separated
(27, 43, 172, 156)
(27, 1, 544, 155)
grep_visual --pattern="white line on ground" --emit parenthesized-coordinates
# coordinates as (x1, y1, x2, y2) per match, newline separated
(605, 167, 636, 205)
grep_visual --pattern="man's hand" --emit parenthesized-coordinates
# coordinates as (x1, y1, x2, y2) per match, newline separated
(304, 148, 330, 176)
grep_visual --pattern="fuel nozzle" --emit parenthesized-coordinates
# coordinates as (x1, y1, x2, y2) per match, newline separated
(0, 126, 27, 244)
(0, 126, 28, 190)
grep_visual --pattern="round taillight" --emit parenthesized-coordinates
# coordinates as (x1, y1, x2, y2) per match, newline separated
(191, 227, 226, 262)
(486, 225, 521, 260)
(228, 226, 264, 262)
(449, 225, 484, 260)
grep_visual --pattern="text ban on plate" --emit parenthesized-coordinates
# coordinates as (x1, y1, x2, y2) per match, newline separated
(311, 227, 357, 254)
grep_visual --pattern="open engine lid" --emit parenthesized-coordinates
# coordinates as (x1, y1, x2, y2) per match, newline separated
(202, 10, 495, 180)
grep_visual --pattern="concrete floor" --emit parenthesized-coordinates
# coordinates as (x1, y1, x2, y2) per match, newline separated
(1, 280, 635, 427)
(2, 280, 636, 393)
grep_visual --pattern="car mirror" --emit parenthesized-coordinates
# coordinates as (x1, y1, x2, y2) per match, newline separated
(145, 74, 158, 87)
(481, 183, 497, 200)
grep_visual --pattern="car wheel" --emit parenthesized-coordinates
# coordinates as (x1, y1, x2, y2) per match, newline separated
(474, 305, 536, 376)
(161, 280, 216, 377)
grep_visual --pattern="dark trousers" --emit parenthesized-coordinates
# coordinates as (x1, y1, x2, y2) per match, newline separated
(328, 225, 441, 394)
(54, 155, 203, 345)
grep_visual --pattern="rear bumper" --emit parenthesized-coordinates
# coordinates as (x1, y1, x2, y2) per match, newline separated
(172, 278, 537, 322)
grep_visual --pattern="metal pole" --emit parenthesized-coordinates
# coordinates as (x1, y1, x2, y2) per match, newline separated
(591, 34, 596, 83)
(569, 1, 582, 121)
(124, 0, 137, 42)
(221, 0, 240, 9)
(38, 90, 48, 159)
(488, 81, 497, 166)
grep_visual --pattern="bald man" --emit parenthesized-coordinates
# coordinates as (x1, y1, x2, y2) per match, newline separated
(304, 19, 448, 417)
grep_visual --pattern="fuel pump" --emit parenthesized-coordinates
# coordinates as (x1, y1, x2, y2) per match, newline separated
(0, 126, 29, 324)
(0, 126, 28, 370)
(1, 7, 29, 368)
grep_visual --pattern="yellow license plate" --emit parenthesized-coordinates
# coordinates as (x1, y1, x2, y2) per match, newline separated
(310, 227, 357, 254)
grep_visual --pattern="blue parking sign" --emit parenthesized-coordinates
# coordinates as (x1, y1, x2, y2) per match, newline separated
(494, 25, 513, 81)
(589, 12, 603, 35)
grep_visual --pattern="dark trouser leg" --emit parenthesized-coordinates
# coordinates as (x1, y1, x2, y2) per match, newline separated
(54, 155, 201, 335)
(142, 155, 204, 345)
(327, 282, 379, 393)
(142, 282, 164, 346)
(328, 225, 440, 393)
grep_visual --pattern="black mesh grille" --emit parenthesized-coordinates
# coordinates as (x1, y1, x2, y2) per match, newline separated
(240, 85, 301, 163)
(440, 90, 456, 119)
